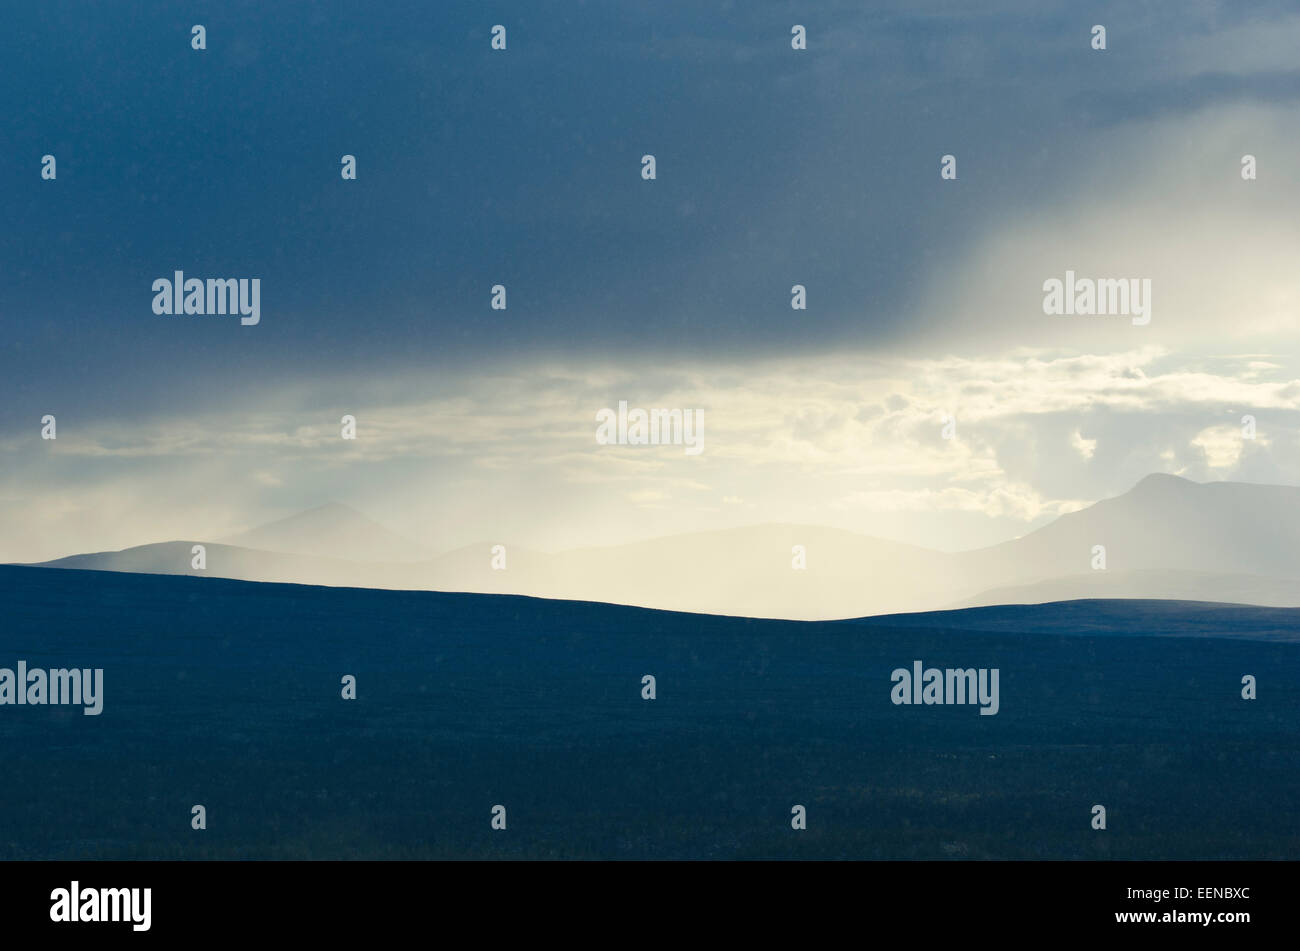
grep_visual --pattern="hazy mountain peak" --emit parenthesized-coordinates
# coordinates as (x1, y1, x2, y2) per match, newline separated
(293, 501, 375, 524)
(1130, 472, 1193, 491)
(220, 503, 430, 563)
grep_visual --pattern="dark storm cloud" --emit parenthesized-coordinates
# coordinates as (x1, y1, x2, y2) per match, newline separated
(1, 0, 1294, 430)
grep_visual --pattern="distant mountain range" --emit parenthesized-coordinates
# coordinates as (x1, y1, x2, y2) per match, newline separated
(20, 474, 1300, 619)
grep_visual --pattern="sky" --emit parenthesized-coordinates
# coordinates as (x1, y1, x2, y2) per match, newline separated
(2, 0, 1299, 562)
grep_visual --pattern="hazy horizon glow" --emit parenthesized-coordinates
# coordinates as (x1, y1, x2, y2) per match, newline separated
(4, 345, 1299, 563)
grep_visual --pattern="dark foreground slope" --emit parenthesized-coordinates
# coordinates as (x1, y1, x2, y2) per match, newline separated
(852, 599, 1300, 642)
(1, 565, 1297, 860)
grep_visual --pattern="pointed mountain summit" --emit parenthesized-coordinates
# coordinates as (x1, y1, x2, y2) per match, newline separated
(970, 473, 1300, 581)
(219, 502, 431, 563)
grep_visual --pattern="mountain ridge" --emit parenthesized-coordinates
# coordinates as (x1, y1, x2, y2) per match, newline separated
(20, 474, 1300, 620)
